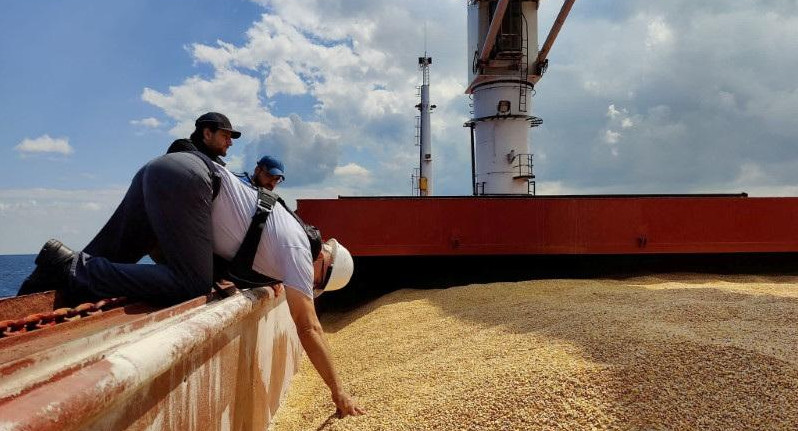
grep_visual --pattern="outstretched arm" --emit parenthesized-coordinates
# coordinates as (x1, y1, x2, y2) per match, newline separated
(284, 287, 365, 418)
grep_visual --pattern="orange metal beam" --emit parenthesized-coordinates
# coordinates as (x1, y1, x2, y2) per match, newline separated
(536, 0, 576, 65)
(478, 0, 511, 64)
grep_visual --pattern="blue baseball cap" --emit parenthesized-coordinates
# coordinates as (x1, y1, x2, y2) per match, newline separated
(257, 155, 285, 178)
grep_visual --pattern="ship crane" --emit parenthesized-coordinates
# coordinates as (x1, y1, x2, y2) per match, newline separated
(465, 0, 575, 195)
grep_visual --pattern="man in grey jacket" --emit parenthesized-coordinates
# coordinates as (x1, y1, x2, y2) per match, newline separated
(18, 113, 240, 304)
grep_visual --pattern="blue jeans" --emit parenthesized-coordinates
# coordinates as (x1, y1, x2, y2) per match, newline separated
(72, 152, 214, 305)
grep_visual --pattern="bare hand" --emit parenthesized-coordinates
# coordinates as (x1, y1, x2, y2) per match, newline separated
(272, 283, 284, 296)
(332, 390, 365, 418)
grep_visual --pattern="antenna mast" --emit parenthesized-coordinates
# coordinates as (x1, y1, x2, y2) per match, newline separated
(416, 54, 434, 196)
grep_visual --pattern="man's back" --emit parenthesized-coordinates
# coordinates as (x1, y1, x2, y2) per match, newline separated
(211, 165, 314, 297)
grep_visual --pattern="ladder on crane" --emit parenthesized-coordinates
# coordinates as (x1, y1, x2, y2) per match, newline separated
(518, 10, 529, 113)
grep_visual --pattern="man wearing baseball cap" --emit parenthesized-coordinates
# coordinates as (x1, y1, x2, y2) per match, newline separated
(167, 112, 242, 165)
(19, 153, 365, 418)
(238, 155, 286, 191)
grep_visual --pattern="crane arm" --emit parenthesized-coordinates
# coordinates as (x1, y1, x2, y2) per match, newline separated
(478, 0, 511, 64)
(536, 0, 576, 67)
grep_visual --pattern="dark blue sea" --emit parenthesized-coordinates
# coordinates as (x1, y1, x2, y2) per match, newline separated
(0, 254, 36, 298)
(0, 254, 154, 299)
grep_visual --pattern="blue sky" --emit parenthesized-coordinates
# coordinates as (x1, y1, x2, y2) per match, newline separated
(0, 0, 262, 189)
(2, 0, 798, 254)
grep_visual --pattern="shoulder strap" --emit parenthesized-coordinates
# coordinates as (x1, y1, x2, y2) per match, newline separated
(226, 187, 281, 289)
(167, 138, 196, 154)
(261, 189, 323, 260)
(276, 197, 323, 261)
(186, 151, 221, 200)
(166, 139, 222, 199)
(232, 187, 278, 272)
(226, 187, 323, 289)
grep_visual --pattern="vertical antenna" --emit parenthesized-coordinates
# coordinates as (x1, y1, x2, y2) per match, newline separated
(411, 23, 434, 196)
(417, 54, 434, 196)
(424, 21, 427, 54)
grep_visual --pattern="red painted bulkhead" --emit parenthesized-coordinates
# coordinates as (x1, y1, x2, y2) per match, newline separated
(296, 195, 798, 256)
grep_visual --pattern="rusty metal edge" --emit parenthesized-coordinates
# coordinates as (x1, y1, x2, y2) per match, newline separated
(0, 295, 216, 403)
(0, 287, 278, 431)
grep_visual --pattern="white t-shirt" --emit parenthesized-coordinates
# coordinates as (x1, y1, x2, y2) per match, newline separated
(211, 165, 314, 298)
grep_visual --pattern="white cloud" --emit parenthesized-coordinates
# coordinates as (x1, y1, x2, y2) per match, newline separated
(265, 61, 307, 97)
(192, 40, 237, 70)
(140, 4, 443, 195)
(0, 188, 125, 254)
(245, 114, 340, 186)
(137, 0, 798, 199)
(334, 163, 371, 177)
(14, 135, 73, 155)
(130, 117, 162, 128)
(603, 130, 621, 145)
(141, 69, 288, 139)
(607, 104, 620, 119)
(226, 154, 245, 173)
(645, 16, 674, 49)
(81, 202, 102, 211)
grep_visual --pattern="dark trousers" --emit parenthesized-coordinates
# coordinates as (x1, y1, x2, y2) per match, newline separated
(72, 152, 214, 305)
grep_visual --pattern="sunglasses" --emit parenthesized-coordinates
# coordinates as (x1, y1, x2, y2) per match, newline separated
(315, 255, 334, 291)
(321, 262, 334, 290)
(260, 170, 285, 184)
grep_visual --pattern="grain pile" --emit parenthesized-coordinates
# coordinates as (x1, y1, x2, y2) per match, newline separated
(271, 274, 798, 430)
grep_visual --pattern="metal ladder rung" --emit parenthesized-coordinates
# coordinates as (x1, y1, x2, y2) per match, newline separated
(518, 31, 529, 112)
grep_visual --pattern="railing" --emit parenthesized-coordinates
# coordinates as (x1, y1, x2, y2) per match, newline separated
(511, 153, 535, 179)
(475, 181, 486, 196)
(512, 153, 536, 195)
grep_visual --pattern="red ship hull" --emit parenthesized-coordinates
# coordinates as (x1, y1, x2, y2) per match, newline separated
(296, 195, 798, 257)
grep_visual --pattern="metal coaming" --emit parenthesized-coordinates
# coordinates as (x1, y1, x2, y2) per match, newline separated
(0, 288, 302, 431)
(296, 196, 798, 257)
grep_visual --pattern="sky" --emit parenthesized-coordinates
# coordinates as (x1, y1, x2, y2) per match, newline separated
(1, 0, 798, 254)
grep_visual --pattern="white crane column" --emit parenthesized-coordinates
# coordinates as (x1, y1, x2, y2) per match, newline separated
(467, 0, 540, 195)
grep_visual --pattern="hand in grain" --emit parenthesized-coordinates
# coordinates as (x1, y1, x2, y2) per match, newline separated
(333, 390, 365, 418)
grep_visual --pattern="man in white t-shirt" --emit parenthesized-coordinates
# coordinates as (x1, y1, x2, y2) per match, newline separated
(20, 148, 364, 418)
(212, 163, 365, 418)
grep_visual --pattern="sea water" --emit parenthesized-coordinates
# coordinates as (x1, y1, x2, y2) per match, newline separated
(0, 254, 155, 299)
(0, 254, 36, 298)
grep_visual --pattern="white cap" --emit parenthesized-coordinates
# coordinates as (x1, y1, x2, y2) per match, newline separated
(313, 239, 354, 298)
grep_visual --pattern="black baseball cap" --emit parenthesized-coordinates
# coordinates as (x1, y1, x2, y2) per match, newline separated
(195, 112, 241, 139)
